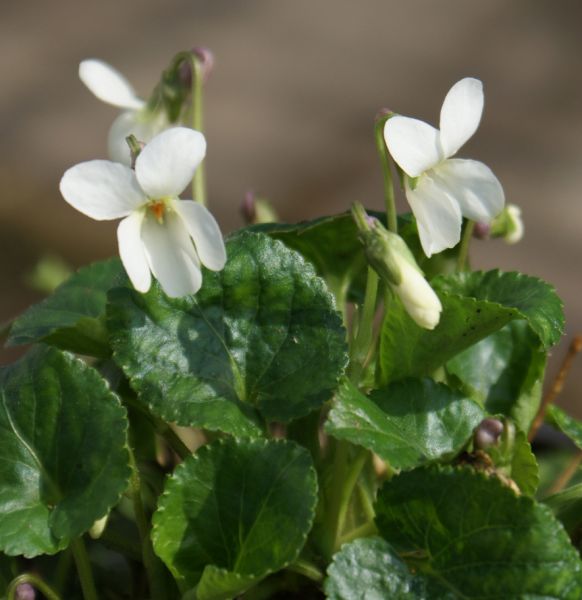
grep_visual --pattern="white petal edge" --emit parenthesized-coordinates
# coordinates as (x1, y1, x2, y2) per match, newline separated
(384, 116, 443, 178)
(79, 59, 145, 110)
(135, 127, 207, 199)
(405, 175, 463, 257)
(173, 200, 226, 271)
(141, 211, 202, 297)
(394, 261, 442, 330)
(433, 159, 505, 223)
(439, 77, 484, 158)
(117, 212, 151, 292)
(108, 110, 170, 166)
(60, 160, 146, 221)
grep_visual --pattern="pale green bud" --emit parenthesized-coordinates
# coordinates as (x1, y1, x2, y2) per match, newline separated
(490, 204, 524, 244)
(351, 203, 442, 329)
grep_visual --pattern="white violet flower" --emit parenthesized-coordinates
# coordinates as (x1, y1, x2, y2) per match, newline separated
(384, 77, 505, 257)
(60, 127, 226, 297)
(79, 59, 170, 165)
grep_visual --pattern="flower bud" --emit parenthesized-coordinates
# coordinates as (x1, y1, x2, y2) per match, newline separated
(241, 190, 279, 224)
(179, 47, 215, 89)
(15, 584, 35, 600)
(473, 221, 490, 240)
(474, 418, 504, 449)
(351, 203, 442, 329)
(490, 204, 524, 244)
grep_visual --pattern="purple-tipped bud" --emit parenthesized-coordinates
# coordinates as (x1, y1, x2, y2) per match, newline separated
(473, 222, 490, 240)
(15, 583, 35, 600)
(366, 215, 380, 229)
(241, 190, 257, 224)
(179, 47, 215, 88)
(375, 107, 393, 122)
(474, 418, 504, 449)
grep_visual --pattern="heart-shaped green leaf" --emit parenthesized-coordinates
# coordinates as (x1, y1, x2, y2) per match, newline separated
(325, 537, 427, 599)
(0, 346, 131, 557)
(325, 378, 484, 469)
(7, 258, 127, 357)
(379, 270, 563, 385)
(108, 232, 347, 435)
(376, 466, 582, 597)
(152, 438, 318, 597)
(447, 321, 547, 432)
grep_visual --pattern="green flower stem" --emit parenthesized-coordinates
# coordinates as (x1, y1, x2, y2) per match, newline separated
(6, 574, 61, 600)
(457, 220, 475, 271)
(128, 447, 169, 600)
(70, 537, 98, 600)
(374, 117, 397, 233)
(190, 53, 206, 206)
(286, 558, 324, 583)
(123, 393, 191, 460)
(54, 548, 73, 596)
(349, 267, 379, 382)
(339, 520, 378, 546)
(336, 448, 370, 535)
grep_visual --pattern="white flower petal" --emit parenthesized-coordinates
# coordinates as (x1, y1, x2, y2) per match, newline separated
(394, 260, 442, 330)
(405, 174, 463, 257)
(117, 212, 151, 292)
(135, 128, 207, 199)
(108, 110, 170, 165)
(384, 116, 443, 178)
(173, 200, 226, 271)
(60, 160, 146, 221)
(439, 78, 484, 158)
(141, 211, 202, 297)
(79, 59, 145, 110)
(433, 159, 505, 223)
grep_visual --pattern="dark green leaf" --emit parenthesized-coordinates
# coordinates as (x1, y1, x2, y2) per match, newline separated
(0, 346, 131, 557)
(325, 378, 484, 469)
(544, 483, 582, 535)
(7, 258, 127, 357)
(108, 232, 347, 435)
(379, 270, 563, 385)
(376, 466, 582, 598)
(546, 405, 582, 450)
(152, 438, 318, 597)
(324, 537, 427, 599)
(434, 270, 564, 349)
(447, 321, 546, 432)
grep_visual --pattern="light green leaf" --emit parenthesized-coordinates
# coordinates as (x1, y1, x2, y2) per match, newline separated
(152, 438, 318, 596)
(0, 346, 131, 557)
(7, 258, 127, 357)
(447, 321, 546, 432)
(325, 378, 484, 469)
(108, 232, 347, 435)
(379, 270, 563, 385)
(546, 405, 582, 449)
(324, 537, 427, 599)
(376, 466, 582, 598)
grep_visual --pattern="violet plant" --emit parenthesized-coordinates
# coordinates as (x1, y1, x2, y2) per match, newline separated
(1, 49, 581, 600)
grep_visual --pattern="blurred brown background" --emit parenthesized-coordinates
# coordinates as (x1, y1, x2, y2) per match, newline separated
(1, 1, 581, 410)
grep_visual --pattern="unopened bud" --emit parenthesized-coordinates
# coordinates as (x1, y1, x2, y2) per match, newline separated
(351, 202, 442, 329)
(375, 107, 394, 123)
(490, 204, 524, 244)
(473, 221, 490, 240)
(474, 418, 504, 449)
(15, 584, 35, 600)
(179, 47, 215, 88)
(89, 514, 109, 539)
(126, 135, 145, 169)
(241, 190, 279, 224)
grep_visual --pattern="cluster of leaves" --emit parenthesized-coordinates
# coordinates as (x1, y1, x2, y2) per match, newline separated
(1, 210, 581, 600)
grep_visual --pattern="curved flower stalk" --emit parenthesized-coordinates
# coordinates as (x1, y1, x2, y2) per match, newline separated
(384, 77, 505, 257)
(79, 59, 170, 165)
(60, 127, 226, 297)
(352, 203, 442, 329)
